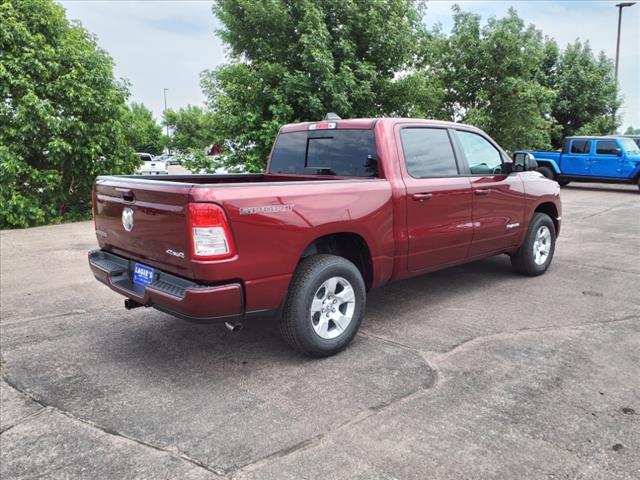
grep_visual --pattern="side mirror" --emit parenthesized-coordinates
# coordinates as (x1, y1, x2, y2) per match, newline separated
(513, 152, 538, 171)
(616, 148, 623, 157)
(501, 161, 514, 174)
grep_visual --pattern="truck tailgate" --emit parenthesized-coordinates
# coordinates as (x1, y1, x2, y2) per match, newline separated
(94, 178, 194, 278)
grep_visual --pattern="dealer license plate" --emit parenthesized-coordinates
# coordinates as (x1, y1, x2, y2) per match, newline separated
(133, 263, 154, 286)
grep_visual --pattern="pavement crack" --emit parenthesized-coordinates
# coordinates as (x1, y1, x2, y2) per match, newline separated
(0, 373, 225, 477)
(0, 305, 127, 328)
(229, 333, 438, 479)
(0, 407, 48, 435)
(432, 314, 639, 360)
(572, 203, 634, 222)
(556, 260, 640, 276)
(231, 314, 639, 477)
(228, 403, 387, 479)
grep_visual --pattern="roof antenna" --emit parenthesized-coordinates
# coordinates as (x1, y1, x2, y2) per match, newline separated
(324, 112, 341, 120)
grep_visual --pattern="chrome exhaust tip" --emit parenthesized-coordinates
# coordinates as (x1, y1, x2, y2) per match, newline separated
(225, 320, 243, 333)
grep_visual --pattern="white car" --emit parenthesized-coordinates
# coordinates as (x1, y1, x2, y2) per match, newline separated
(134, 153, 169, 175)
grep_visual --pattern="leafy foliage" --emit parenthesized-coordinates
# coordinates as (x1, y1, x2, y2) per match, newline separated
(206, 2, 621, 165)
(541, 41, 619, 144)
(1, 0, 625, 229)
(123, 102, 163, 155)
(0, 0, 137, 228)
(162, 105, 216, 153)
(624, 126, 640, 135)
(432, 7, 559, 151)
(179, 147, 231, 175)
(203, 0, 438, 171)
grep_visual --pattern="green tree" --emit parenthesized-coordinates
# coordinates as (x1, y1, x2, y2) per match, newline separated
(123, 102, 163, 155)
(433, 7, 558, 151)
(204, 0, 439, 171)
(0, 0, 137, 228)
(624, 126, 640, 135)
(543, 41, 619, 143)
(162, 105, 216, 152)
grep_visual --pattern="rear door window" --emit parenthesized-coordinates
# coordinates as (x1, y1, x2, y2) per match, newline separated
(570, 140, 591, 154)
(399, 128, 459, 178)
(595, 140, 618, 155)
(270, 129, 377, 177)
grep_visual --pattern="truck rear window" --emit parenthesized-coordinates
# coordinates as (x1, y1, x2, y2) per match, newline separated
(270, 129, 377, 177)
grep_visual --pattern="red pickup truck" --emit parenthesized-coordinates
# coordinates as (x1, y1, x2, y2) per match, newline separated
(89, 117, 561, 357)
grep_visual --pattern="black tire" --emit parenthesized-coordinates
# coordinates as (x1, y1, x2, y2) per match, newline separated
(279, 254, 366, 357)
(558, 180, 570, 186)
(536, 166, 556, 181)
(510, 212, 556, 276)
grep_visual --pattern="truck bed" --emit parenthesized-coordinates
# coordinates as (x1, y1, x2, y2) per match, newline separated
(527, 151, 561, 162)
(108, 173, 368, 186)
(93, 173, 394, 314)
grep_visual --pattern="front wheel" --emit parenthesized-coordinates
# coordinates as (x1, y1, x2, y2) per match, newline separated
(510, 213, 556, 276)
(279, 254, 366, 357)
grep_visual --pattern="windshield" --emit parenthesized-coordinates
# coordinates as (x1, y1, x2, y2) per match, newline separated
(619, 137, 640, 155)
(270, 129, 378, 177)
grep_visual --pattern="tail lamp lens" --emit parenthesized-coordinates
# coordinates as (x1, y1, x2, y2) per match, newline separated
(188, 203, 235, 259)
(91, 190, 97, 228)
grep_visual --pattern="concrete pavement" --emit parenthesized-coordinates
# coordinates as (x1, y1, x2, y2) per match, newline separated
(1, 182, 638, 479)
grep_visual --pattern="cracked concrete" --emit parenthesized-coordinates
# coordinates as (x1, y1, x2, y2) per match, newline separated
(1, 409, 222, 479)
(0, 380, 44, 433)
(1, 182, 639, 479)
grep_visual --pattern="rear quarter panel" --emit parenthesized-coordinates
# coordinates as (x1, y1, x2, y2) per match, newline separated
(189, 180, 395, 311)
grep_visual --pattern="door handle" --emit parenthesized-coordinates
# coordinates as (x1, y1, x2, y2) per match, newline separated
(116, 188, 135, 202)
(412, 193, 433, 202)
(474, 189, 490, 196)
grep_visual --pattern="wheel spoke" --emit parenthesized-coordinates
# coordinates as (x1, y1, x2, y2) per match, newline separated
(333, 314, 350, 332)
(324, 277, 338, 295)
(315, 316, 330, 337)
(335, 284, 355, 303)
(310, 296, 324, 314)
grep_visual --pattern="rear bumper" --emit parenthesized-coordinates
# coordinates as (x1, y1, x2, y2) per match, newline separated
(88, 249, 243, 322)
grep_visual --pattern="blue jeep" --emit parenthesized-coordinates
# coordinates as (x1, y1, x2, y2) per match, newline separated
(523, 136, 640, 189)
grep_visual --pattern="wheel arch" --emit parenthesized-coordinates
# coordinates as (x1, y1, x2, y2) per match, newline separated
(535, 159, 561, 174)
(300, 232, 373, 290)
(534, 202, 559, 234)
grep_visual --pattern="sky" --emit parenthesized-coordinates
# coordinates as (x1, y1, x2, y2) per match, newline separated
(59, 1, 640, 130)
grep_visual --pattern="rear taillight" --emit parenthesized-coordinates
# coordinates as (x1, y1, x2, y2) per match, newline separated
(91, 189, 97, 229)
(188, 203, 235, 259)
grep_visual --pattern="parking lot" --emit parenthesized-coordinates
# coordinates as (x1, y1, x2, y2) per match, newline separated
(1, 183, 638, 479)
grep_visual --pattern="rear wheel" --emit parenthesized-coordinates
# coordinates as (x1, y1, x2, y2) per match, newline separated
(511, 213, 556, 276)
(536, 166, 556, 181)
(279, 254, 366, 357)
(558, 179, 570, 186)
